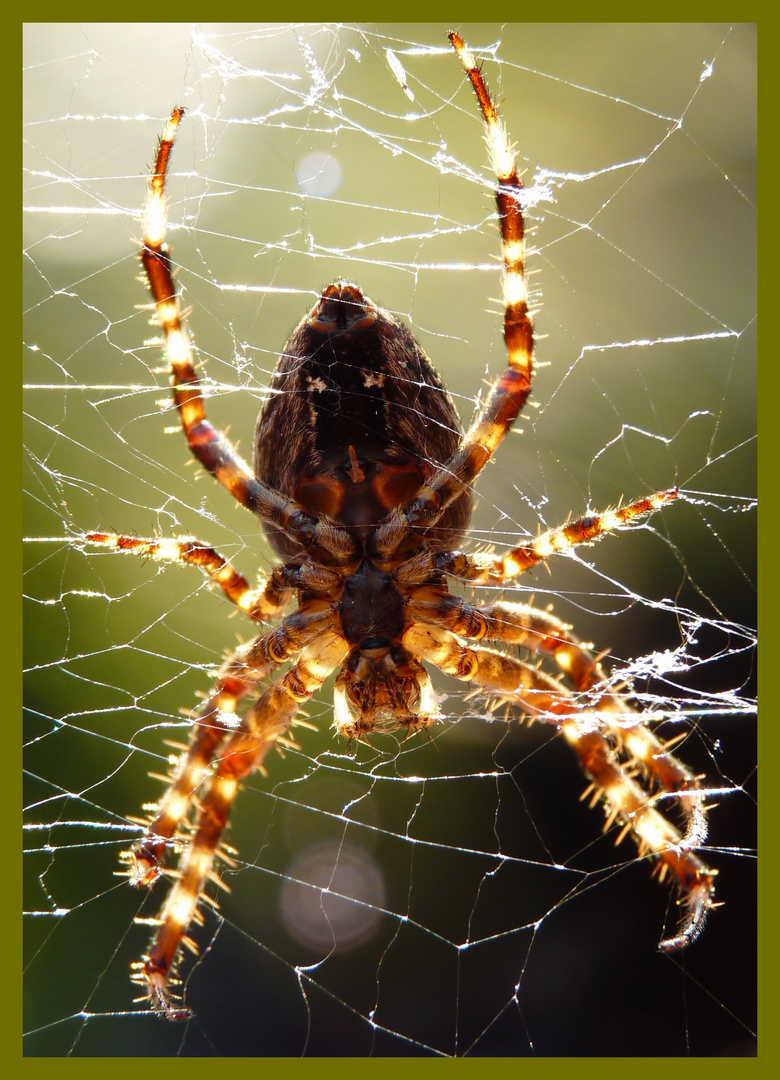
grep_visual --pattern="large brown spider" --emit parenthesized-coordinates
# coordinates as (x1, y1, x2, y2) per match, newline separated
(84, 33, 715, 1019)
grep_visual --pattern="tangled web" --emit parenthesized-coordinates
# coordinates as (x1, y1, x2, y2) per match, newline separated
(24, 23, 755, 1056)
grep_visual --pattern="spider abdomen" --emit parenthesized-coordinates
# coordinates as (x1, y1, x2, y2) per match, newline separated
(254, 281, 472, 556)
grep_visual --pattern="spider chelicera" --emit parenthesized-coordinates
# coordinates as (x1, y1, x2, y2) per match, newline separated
(84, 33, 716, 1019)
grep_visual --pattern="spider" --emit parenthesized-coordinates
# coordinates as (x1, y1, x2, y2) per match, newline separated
(83, 33, 716, 1019)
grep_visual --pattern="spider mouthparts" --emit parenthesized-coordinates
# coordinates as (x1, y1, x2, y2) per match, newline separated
(333, 643, 440, 739)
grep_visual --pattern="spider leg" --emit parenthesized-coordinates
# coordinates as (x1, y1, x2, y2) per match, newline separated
(406, 588, 707, 850)
(434, 488, 679, 585)
(126, 602, 343, 887)
(135, 622, 349, 1018)
(85, 532, 293, 621)
(371, 34, 533, 560)
(403, 620, 716, 950)
(142, 110, 357, 566)
(127, 654, 265, 888)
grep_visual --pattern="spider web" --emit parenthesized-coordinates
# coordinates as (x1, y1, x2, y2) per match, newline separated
(24, 22, 756, 1057)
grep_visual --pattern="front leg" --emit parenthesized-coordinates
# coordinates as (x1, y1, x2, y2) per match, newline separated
(403, 621, 715, 952)
(127, 602, 342, 887)
(137, 624, 349, 1018)
(405, 589, 707, 852)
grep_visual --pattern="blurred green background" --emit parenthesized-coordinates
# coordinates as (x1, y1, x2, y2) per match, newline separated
(24, 23, 755, 1056)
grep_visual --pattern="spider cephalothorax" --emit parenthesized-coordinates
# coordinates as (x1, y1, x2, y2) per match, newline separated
(84, 33, 716, 1019)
